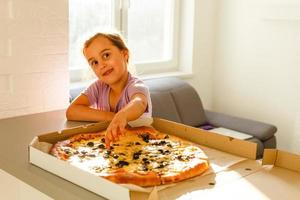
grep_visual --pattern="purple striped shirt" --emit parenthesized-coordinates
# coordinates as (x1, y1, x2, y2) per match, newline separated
(82, 73, 152, 118)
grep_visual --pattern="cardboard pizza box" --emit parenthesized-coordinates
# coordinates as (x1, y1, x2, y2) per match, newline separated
(29, 118, 258, 200)
(154, 149, 300, 200)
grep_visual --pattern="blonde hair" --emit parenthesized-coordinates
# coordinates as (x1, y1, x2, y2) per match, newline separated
(83, 32, 129, 62)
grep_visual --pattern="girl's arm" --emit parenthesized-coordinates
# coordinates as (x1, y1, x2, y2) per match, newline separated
(66, 94, 115, 122)
(105, 93, 148, 147)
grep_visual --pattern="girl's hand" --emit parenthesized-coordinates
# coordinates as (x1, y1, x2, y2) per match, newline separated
(105, 111, 127, 148)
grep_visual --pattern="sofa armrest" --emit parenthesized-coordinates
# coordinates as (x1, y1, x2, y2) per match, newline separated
(204, 110, 277, 141)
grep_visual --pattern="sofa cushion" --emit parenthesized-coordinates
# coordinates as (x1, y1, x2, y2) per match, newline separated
(205, 110, 277, 141)
(170, 83, 207, 127)
(150, 91, 182, 123)
(145, 77, 207, 126)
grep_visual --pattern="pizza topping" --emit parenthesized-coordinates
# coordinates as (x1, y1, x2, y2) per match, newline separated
(135, 142, 141, 145)
(81, 150, 87, 155)
(140, 133, 150, 143)
(164, 135, 169, 139)
(158, 149, 164, 154)
(103, 150, 111, 158)
(98, 144, 105, 149)
(63, 148, 72, 155)
(177, 155, 185, 161)
(126, 142, 134, 147)
(101, 138, 105, 143)
(87, 142, 94, 147)
(133, 151, 142, 160)
(151, 140, 167, 146)
(142, 165, 148, 171)
(142, 157, 149, 162)
(112, 154, 119, 159)
(116, 160, 129, 168)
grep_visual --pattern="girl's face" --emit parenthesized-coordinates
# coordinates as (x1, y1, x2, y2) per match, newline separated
(84, 36, 129, 86)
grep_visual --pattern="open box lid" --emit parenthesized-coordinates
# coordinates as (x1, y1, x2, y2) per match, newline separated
(262, 149, 300, 173)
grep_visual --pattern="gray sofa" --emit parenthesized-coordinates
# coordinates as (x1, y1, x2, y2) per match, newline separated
(144, 77, 277, 158)
(70, 77, 277, 158)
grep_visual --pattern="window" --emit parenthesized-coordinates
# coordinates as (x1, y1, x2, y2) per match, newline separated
(69, 0, 180, 83)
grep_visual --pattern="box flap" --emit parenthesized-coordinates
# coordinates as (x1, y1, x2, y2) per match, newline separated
(38, 121, 110, 144)
(262, 149, 300, 173)
(153, 118, 257, 159)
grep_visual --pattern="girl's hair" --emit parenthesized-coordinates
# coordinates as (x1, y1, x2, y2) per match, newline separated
(83, 32, 129, 59)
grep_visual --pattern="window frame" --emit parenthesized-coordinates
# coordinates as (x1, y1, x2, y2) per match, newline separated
(69, 0, 193, 83)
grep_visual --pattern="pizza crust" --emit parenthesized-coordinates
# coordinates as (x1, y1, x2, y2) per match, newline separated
(160, 159, 209, 184)
(104, 170, 161, 187)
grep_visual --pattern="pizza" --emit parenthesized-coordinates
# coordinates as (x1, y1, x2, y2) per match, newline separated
(49, 126, 209, 187)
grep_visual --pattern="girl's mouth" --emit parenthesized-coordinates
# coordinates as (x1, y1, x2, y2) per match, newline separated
(102, 69, 113, 76)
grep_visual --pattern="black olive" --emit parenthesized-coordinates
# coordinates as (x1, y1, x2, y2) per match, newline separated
(101, 138, 105, 143)
(87, 142, 94, 147)
(140, 133, 150, 143)
(116, 160, 129, 168)
(177, 155, 185, 161)
(135, 142, 141, 145)
(64, 149, 70, 154)
(156, 164, 164, 168)
(103, 154, 110, 159)
(103, 150, 111, 158)
(113, 154, 119, 159)
(98, 144, 105, 149)
(133, 152, 141, 160)
(163, 150, 170, 155)
(142, 165, 148, 171)
(142, 158, 150, 164)
(158, 149, 164, 154)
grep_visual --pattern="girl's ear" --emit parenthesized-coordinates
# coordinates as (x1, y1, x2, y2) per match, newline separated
(122, 50, 129, 63)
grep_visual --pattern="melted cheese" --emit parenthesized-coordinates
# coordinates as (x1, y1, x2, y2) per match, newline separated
(54, 130, 208, 180)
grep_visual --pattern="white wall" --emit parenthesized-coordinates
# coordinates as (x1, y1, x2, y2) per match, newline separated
(184, 0, 217, 110)
(213, 0, 300, 154)
(0, 0, 69, 119)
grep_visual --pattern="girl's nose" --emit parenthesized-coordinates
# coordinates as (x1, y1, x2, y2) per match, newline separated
(99, 62, 106, 70)
(95, 59, 106, 70)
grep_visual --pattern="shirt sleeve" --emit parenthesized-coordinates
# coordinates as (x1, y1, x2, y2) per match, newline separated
(82, 80, 100, 108)
(127, 79, 152, 117)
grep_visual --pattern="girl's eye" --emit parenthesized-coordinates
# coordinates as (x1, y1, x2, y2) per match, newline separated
(102, 53, 110, 60)
(91, 60, 98, 66)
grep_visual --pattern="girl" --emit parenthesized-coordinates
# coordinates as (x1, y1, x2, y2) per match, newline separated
(66, 32, 152, 148)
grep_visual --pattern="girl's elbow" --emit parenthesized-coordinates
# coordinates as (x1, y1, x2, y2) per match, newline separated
(66, 106, 74, 120)
(140, 100, 148, 112)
